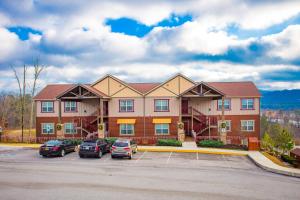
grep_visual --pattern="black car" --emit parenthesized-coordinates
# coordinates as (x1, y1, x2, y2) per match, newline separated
(79, 139, 110, 158)
(39, 139, 76, 157)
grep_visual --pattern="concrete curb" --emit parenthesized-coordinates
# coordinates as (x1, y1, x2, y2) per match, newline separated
(248, 153, 300, 178)
(137, 147, 248, 156)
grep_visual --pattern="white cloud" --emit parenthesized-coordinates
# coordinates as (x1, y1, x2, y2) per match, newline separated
(262, 25, 300, 60)
(0, 28, 22, 62)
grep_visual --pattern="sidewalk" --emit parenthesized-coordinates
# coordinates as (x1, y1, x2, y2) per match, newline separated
(248, 151, 300, 178)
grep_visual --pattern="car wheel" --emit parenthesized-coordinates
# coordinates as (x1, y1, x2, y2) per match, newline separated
(79, 154, 84, 158)
(60, 149, 65, 157)
(98, 150, 103, 158)
(111, 155, 115, 159)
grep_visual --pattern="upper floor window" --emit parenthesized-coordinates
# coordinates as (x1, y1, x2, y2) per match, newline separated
(64, 123, 76, 134)
(217, 99, 231, 110)
(41, 101, 54, 113)
(42, 123, 54, 134)
(64, 101, 77, 112)
(154, 99, 169, 112)
(119, 99, 134, 112)
(241, 98, 254, 110)
(241, 120, 255, 131)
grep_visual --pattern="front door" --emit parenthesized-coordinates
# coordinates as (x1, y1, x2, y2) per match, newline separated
(183, 120, 190, 136)
(182, 100, 189, 114)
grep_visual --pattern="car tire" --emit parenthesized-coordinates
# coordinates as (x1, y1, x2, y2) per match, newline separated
(79, 154, 84, 158)
(111, 155, 115, 159)
(60, 149, 65, 157)
(98, 150, 103, 158)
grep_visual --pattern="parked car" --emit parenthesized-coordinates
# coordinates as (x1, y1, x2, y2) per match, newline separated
(111, 139, 137, 159)
(39, 139, 76, 157)
(79, 139, 110, 158)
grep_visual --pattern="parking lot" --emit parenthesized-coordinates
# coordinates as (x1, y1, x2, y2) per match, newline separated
(0, 147, 300, 200)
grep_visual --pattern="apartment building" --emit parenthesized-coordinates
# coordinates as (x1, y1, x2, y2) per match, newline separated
(34, 74, 261, 144)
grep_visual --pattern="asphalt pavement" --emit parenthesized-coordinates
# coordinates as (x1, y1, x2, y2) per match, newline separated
(0, 147, 299, 200)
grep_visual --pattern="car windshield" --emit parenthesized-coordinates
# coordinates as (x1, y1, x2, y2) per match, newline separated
(82, 140, 96, 146)
(45, 140, 61, 146)
(114, 141, 129, 147)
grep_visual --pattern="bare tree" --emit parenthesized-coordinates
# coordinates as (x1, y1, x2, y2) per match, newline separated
(29, 59, 44, 141)
(11, 65, 27, 142)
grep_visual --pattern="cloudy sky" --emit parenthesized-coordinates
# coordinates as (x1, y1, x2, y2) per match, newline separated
(0, 0, 300, 92)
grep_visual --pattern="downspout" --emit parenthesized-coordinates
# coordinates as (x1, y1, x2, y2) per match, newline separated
(143, 95, 146, 137)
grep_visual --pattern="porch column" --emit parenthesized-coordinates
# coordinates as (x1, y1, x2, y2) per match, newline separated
(57, 99, 64, 139)
(98, 98, 105, 139)
(177, 96, 185, 142)
(220, 96, 227, 144)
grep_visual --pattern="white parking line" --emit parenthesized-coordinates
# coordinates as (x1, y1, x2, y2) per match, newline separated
(135, 151, 146, 164)
(196, 152, 199, 160)
(166, 152, 172, 164)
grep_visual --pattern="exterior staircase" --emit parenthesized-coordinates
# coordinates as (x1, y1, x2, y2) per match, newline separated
(187, 107, 218, 139)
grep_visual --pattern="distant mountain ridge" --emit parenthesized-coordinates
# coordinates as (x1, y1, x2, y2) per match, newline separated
(260, 89, 300, 110)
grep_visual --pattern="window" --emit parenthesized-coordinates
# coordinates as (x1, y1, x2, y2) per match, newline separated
(42, 123, 54, 134)
(154, 99, 169, 112)
(64, 123, 76, 134)
(155, 124, 169, 135)
(119, 100, 134, 112)
(241, 99, 254, 110)
(41, 101, 54, 113)
(64, 101, 77, 112)
(217, 99, 231, 110)
(241, 120, 255, 131)
(218, 120, 231, 132)
(120, 124, 134, 135)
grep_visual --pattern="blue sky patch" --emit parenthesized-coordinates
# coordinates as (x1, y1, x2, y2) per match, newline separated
(106, 13, 192, 37)
(7, 26, 42, 40)
(227, 13, 300, 39)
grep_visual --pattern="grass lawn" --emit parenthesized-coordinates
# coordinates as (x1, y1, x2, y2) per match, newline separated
(2, 129, 36, 137)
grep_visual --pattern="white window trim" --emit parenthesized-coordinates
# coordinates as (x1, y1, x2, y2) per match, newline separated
(155, 123, 170, 135)
(41, 123, 55, 134)
(218, 120, 231, 132)
(119, 124, 135, 135)
(241, 120, 255, 132)
(64, 123, 76, 134)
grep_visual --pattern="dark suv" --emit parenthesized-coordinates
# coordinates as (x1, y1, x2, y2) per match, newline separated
(79, 139, 110, 158)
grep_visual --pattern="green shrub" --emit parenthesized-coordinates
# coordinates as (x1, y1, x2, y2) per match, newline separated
(68, 139, 83, 145)
(281, 154, 297, 165)
(157, 139, 182, 147)
(105, 137, 118, 146)
(197, 140, 223, 148)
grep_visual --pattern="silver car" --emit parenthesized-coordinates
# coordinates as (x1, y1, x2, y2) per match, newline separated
(111, 139, 137, 159)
